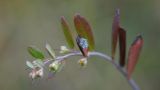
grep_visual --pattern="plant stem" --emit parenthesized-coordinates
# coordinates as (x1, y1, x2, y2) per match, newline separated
(45, 51, 140, 90)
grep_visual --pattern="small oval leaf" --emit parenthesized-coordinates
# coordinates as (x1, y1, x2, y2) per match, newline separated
(74, 14, 95, 51)
(27, 46, 45, 60)
(127, 35, 143, 79)
(46, 43, 56, 59)
(26, 61, 34, 69)
(112, 9, 120, 59)
(119, 28, 126, 67)
(61, 16, 74, 49)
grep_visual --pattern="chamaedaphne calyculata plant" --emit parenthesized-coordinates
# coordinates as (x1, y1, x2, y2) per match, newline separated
(26, 9, 143, 90)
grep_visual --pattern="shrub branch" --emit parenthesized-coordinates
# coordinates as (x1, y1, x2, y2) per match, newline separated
(44, 51, 140, 90)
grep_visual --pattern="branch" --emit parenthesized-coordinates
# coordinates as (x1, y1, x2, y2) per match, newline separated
(45, 51, 140, 90)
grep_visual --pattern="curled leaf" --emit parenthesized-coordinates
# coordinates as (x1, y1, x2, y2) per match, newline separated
(127, 35, 143, 79)
(61, 16, 74, 49)
(76, 35, 89, 57)
(46, 43, 56, 59)
(27, 46, 45, 60)
(112, 9, 120, 59)
(119, 28, 126, 67)
(74, 14, 95, 51)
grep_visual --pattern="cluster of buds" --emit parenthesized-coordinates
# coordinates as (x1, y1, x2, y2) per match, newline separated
(26, 44, 68, 80)
(29, 67, 43, 79)
(26, 35, 91, 80)
(26, 60, 44, 79)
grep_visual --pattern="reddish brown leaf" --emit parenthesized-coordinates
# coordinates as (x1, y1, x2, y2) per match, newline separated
(74, 14, 86, 37)
(74, 14, 95, 51)
(119, 28, 126, 67)
(61, 16, 74, 49)
(127, 35, 143, 79)
(112, 9, 120, 59)
(80, 16, 95, 51)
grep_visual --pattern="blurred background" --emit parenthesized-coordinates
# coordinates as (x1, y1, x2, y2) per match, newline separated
(0, 0, 159, 90)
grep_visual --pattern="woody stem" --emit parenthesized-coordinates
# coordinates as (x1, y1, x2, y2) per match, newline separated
(44, 51, 140, 90)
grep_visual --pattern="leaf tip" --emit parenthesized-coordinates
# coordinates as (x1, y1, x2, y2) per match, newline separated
(74, 13, 81, 17)
(131, 34, 143, 46)
(60, 16, 66, 22)
(115, 8, 120, 16)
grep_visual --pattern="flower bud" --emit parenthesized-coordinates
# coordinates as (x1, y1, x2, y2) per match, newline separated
(78, 58, 87, 67)
(29, 67, 43, 79)
(49, 61, 60, 72)
(60, 46, 70, 54)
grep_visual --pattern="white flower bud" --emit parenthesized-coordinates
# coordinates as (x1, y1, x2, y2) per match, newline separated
(29, 71, 36, 79)
(78, 58, 87, 67)
(29, 67, 43, 79)
(60, 46, 70, 54)
(36, 68, 43, 77)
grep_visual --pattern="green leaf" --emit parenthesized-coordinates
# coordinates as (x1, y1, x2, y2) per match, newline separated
(26, 60, 34, 69)
(61, 16, 74, 49)
(45, 43, 56, 59)
(27, 46, 45, 60)
(74, 14, 95, 51)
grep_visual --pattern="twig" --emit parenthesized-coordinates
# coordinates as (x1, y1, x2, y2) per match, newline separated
(44, 51, 140, 90)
